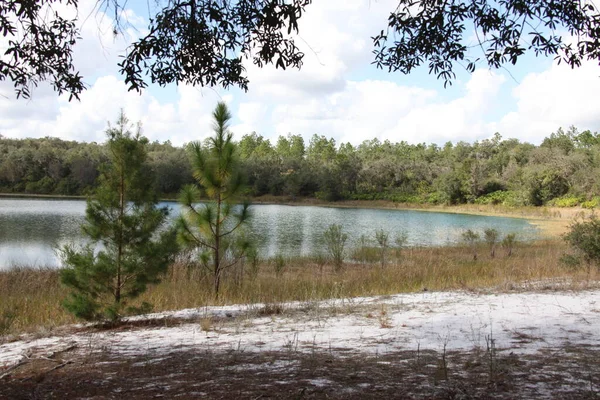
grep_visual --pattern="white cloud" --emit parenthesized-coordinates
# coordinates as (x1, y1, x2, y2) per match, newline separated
(2, 0, 600, 148)
(0, 1, 223, 145)
(489, 61, 600, 143)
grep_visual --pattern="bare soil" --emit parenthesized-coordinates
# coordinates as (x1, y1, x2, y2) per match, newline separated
(2, 341, 600, 399)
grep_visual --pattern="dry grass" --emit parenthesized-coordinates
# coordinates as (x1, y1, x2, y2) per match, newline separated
(0, 239, 596, 336)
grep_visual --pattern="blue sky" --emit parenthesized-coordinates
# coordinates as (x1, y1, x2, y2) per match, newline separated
(1, 0, 598, 147)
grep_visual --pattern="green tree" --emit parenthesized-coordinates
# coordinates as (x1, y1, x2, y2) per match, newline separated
(60, 112, 178, 322)
(177, 102, 251, 298)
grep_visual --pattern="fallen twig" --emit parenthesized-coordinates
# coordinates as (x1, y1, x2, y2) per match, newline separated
(0, 359, 28, 379)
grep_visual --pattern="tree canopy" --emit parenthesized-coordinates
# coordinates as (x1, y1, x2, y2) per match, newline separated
(3, 0, 600, 99)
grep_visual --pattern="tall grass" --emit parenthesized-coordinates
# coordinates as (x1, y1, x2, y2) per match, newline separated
(0, 240, 595, 336)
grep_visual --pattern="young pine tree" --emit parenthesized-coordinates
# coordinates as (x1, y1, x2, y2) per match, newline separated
(177, 102, 251, 298)
(60, 111, 178, 322)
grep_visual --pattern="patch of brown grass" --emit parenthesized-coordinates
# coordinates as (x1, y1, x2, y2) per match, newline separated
(0, 240, 595, 336)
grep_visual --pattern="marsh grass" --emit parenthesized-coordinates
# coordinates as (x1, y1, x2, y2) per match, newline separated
(0, 240, 595, 335)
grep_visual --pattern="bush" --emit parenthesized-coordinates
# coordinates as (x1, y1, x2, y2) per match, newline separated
(581, 197, 600, 209)
(547, 195, 582, 207)
(484, 228, 499, 258)
(474, 191, 510, 205)
(323, 224, 348, 271)
(462, 229, 480, 260)
(501, 191, 530, 207)
(502, 233, 517, 257)
(425, 191, 446, 205)
(563, 216, 600, 269)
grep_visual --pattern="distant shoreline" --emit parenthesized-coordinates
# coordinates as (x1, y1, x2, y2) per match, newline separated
(1, 192, 585, 237)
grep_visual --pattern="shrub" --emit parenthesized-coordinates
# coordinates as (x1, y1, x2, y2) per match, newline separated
(484, 228, 499, 258)
(462, 229, 480, 260)
(502, 233, 517, 257)
(323, 224, 348, 271)
(547, 195, 582, 208)
(563, 216, 600, 270)
(581, 197, 600, 209)
(474, 191, 510, 205)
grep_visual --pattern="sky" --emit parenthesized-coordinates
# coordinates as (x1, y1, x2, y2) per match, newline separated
(1, 0, 600, 147)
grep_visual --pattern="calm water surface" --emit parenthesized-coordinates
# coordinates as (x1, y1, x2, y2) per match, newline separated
(0, 198, 539, 269)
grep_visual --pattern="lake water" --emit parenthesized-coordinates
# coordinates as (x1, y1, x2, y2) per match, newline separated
(0, 198, 539, 269)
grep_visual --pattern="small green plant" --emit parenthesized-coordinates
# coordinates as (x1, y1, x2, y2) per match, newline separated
(323, 224, 348, 271)
(375, 229, 390, 268)
(462, 229, 480, 261)
(502, 233, 517, 257)
(246, 247, 260, 280)
(394, 232, 409, 260)
(0, 308, 17, 335)
(484, 228, 499, 258)
(273, 254, 286, 276)
(355, 234, 371, 265)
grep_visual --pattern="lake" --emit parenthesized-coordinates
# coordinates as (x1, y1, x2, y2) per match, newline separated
(0, 198, 540, 269)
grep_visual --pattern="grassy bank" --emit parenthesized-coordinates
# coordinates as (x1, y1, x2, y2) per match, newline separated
(1, 239, 594, 336)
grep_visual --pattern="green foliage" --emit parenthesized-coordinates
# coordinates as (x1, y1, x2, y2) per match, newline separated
(474, 191, 510, 205)
(246, 247, 260, 280)
(526, 169, 570, 206)
(373, 1, 600, 87)
(582, 197, 600, 209)
(177, 102, 251, 298)
(547, 195, 583, 208)
(4, 125, 600, 210)
(563, 216, 600, 269)
(60, 111, 178, 322)
(6, 1, 600, 101)
(322, 224, 348, 271)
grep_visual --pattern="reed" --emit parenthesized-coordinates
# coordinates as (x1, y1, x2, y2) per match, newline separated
(0, 240, 594, 336)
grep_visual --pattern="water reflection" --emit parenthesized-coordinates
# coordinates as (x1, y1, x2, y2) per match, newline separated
(0, 198, 539, 269)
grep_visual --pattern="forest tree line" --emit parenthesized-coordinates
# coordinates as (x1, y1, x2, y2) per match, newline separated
(1, 126, 600, 207)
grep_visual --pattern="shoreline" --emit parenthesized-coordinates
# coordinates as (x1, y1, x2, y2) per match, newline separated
(250, 196, 585, 238)
(1, 193, 585, 237)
